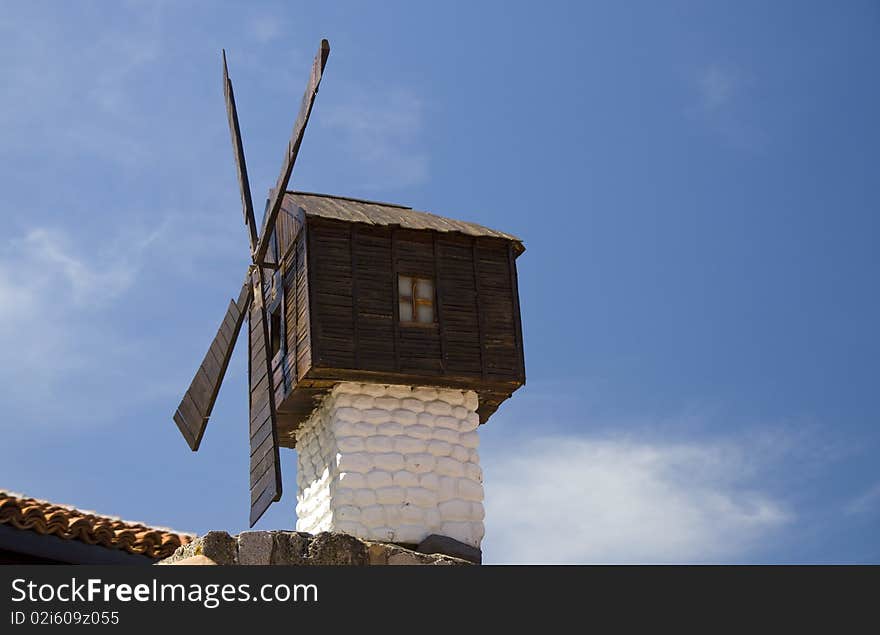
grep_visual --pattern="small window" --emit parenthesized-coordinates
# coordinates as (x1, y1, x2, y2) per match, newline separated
(398, 275, 435, 325)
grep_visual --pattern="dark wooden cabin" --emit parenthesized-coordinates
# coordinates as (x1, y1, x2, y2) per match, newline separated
(251, 191, 525, 448)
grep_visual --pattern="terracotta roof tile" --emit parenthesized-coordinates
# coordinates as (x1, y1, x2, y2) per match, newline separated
(0, 491, 193, 560)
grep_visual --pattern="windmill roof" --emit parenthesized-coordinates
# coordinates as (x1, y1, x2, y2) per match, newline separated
(0, 490, 193, 560)
(285, 191, 524, 253)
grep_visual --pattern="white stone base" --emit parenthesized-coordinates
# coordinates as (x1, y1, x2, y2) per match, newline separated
(294, 382, 485, 548)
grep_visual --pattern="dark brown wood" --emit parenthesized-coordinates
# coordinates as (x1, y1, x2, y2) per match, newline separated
(302, 218, 522, 386)
(222, 50, 258, 252)
(248, 266, 282, 527)
(306, 219, 321, 370)
(291, 235, 300, 382)
(432, 232, 447, 373)
(472, 238, 488, 380)
(173, 275, 252, 451)
(391, 228, 401, 371)
(350, 225, 360, 368)
(270, 217, 524, 442)
(253, 40, 330, 266)
(508, 242, 525, 382)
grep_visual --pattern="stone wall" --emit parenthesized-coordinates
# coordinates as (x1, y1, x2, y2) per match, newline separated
(158, 531, 472, 566)
(294, 382, 485, 548)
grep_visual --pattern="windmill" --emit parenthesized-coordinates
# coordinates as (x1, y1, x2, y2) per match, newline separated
(173, 40, 330, 526)
(173, 39, 525, 549)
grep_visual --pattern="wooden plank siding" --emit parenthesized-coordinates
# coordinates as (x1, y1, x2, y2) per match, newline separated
(266, 209, 524, 447)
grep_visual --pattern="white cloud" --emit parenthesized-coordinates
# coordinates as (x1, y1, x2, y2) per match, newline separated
(0, 223, 169, 421)
(321, 86, 429, 190)
(17, 229, 138, 307)
(482, 434, 791, 563)
(247, 14, 283, 44)
(688, 63, 763, 150)
(0, 3, 164, 166)
(697, 65, 736, 112)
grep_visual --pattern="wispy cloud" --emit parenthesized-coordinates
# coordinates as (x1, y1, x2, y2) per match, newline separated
(697, 64, 737, 112)
(482, 433, 791, 563)
(688, 63, 763, 150)
(0, 222, 172, 424)
(0, 4, 165, 166)
(321, 86, 429, 190)
(247, 14, 283, 44)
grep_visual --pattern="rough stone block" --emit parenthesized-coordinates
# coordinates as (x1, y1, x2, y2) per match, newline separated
(307, 532, 368, 565)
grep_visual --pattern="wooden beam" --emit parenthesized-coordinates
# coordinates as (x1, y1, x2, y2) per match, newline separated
(472, 238, 487, 381)
(433, 233, 447, 374)
(222, 50, 259, 252)
(172, 272, 252, 451)
(253, 39, 330, 266)
(391, 228, 400, 372)
(508, 242, 525, 383)
(350, 224, 360, 368)
(292, 237, 300, 383)
(306, 219, 321, 365)
(248, 265, 282, 527)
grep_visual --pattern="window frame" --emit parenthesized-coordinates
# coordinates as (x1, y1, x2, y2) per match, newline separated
(397, 273, 437, 327)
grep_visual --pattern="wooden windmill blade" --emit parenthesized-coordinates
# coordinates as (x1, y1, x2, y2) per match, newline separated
(173, 276, 252, 451)
(222, 50, 259, 253)
(245, 39, 330, 524)
(253, 39, 330, 266)
(248, 266, 282, 527)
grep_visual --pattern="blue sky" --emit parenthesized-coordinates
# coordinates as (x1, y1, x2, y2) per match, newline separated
(1, 1, 878, 563)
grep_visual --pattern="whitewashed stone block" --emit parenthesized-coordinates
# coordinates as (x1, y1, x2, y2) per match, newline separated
(464, 462, 482, 483)
(458, 479, 484, 502)
(385, 385, 413, 399)
(426, 400, 453, 416)
(433, 427, 459, 444)
(435, 415, 460, 430)
(412, 387, 439, 402)
(336, 437, 365, 453)
(360, 384, 388, 398)
(438, 500, 472, 521)
(352, 395, 374, 409)
(400, 398, 425, 413)
(436, 457, 465, 478)
(394, 436, 427, 454)
(420, 473, 439, 491)
(364, 408, 390, 424)
(405, 454, 435, 473)
(393, 409, 418, 425)
(361, 505, 385, 527)
(407, 424, 432, 439)
(451, 445, 470, 462)
(460, 431, 479, 449)
(366, 471, 393, 489)
(365, 436, 394, 453)
(374, 453, 405, 472)
(336, 453, 372, 473)
(463, 391, 479, 411)
(393, 471, 420, 488)
(377, 422, 404, 436)
(400, 504, 424, 524)
(353, 489, 377, 507)
(427, 440, 452, 457)
(406, 487, 437, 508)
(376, 486, 404, 505)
